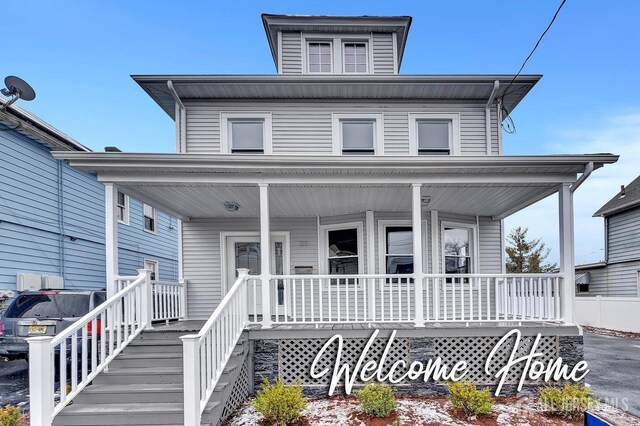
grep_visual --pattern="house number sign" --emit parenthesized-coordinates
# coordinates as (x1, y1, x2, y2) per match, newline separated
(310, 329, 589, 396)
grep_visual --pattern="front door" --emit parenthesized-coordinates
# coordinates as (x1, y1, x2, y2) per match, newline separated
(225, 235, 288, 316)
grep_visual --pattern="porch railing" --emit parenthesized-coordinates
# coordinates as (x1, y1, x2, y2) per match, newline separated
(152, 279, 187, 322)
(181, 269, 249, 426)
(26, 270, 153, 426)
(245, 273, 563, 326)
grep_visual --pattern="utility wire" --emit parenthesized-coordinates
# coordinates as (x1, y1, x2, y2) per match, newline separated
(502, 0, 568, 133)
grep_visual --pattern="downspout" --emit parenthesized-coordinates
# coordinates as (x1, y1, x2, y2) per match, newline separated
(485, 80, 500, 156)
(167, 80, 186, 153)
(570, 161, 594, 193)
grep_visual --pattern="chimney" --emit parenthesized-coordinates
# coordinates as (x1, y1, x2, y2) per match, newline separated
(104, 146, 122, 152)
(620, 185, 626, 197)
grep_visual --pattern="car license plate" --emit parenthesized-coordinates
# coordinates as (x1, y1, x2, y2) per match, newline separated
(28, 325, 47, 334)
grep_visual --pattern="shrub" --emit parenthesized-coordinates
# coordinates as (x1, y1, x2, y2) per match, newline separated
(0, 405, 22, 426)
(446, 381, 494, 419)
(253, 378, 306, 426)
(539, 383, 596, 418)
(356, 383, 397, 418)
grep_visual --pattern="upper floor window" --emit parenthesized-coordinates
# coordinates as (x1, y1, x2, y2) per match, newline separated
(307, 41, 332, 73)
(221, 112, 272, 154)
(409, 113, 460, 156)
(116, 191, 128, 224)
(343, 42, 368, 73)
(143, 203, 157, 233)
(332, 113, 383, 155)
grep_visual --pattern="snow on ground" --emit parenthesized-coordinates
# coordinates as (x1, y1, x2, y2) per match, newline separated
(225, 396, 640, 426)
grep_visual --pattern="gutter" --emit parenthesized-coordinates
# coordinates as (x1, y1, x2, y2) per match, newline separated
(167, 80, 186, 153)
(570, 161, 594, 193)
(485, 80, 500, 155)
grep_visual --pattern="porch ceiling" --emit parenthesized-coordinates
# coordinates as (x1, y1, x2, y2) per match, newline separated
(51, 152, 618, 220)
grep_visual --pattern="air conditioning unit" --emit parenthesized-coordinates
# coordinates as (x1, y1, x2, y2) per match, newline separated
(16, 273, 42, 292)
(42, 275, 64, 290)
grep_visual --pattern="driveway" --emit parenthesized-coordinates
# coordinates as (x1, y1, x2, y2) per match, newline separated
(584, 332, 640, 417)
(0, 358, 29, 406)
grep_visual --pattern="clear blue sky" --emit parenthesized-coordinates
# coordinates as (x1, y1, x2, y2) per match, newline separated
(5, 0, 640, 264)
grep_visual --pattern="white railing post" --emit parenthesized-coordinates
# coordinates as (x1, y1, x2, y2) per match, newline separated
(237, 269, 250, 324)
(259, 183, 273, 329)
(27, 336, 54, 426)
(138, 269, 154, 329)
(179, 278, 188, 319)
(412, 184, 425, 327)
(558, 183, 575, 323)
(181, 334, 201, 426)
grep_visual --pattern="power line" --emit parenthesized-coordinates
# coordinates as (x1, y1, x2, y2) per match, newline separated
(502, 0, 568, 132)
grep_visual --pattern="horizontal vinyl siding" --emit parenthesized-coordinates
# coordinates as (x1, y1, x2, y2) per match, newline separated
(372, 33, 395, 74)
(578, 261, 640, 297)
(184, 101, 492, 156)
(607, 208, 640, 263)
(281, 32, 303, 74)
(478, 217, 503, 274)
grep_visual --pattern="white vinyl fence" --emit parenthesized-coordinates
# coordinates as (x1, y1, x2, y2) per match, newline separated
(575, 296, 640, 333)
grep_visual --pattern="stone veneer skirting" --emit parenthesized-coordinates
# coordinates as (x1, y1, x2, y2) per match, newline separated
(251, 328, 584, 397)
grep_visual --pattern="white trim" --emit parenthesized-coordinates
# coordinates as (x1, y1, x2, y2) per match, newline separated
(277, 31, 283, 74)
(116, 191, 129, 225)
(408, 112, 461, 156)
(430, 211, 439, 273)
(331, 113, 384, 156)
(177, 219, 184, 280)
(318, 221, 364, 275)
(219, 231, 291, 294)
(392, 32, 399, 74)
(220, 112, 273, 155)
(341, 39, 371, 74)
(500, 218, 506, 274)
(105, 183, 118, 298)
(142, 203, 158, 235)
(366, 211, 376, 274)
(440, 220, 478, 274)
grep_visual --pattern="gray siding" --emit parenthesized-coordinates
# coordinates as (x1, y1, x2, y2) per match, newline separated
(577, 261, 640, 297)
(184, 101, 499, 156)
(281, 32, 303, 74)
(372, 33, 395, 74)
(607, 207, 640, 263)
(182, 211, 502, 319)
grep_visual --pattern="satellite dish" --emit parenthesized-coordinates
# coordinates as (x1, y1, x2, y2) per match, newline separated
(1, 75, 36, 110)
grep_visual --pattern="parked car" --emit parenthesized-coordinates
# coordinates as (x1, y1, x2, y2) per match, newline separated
(0, 290, 106, 360)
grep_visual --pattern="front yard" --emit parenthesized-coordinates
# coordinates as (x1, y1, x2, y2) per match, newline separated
(225, 395, 640, 426)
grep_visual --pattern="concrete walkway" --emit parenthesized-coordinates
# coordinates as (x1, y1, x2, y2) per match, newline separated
(584, 332, 640, 417)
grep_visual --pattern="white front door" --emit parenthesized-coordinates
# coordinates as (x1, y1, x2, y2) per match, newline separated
(225, 234, 288, 315)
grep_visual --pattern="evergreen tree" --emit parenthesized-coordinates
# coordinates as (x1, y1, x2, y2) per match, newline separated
(505, 227, 557, 273)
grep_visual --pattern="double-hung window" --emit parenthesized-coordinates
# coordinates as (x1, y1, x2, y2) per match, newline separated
(385, 226, 414, 274)
(326, 227, 360, 275)
(332, 113, 383, 155)
(443, 226, 473, 274)
(221, 113, 272, 154)
(409, 113, 460, 156)
(343, 42, 368, 73)
(116, 191, 128, 224)
(307, 41, 332, 73)
(143, 203, 157, 233)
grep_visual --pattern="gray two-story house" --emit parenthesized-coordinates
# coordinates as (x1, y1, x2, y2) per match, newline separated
(27, 14, 617, 426)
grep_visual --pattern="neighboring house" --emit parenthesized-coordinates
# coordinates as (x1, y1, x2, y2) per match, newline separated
(30, 14, 618, 426)
(574, 176, 640, 332)
(0, 99, 179, 296)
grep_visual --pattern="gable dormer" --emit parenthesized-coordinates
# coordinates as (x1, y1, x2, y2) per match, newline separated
(262, 14, 411, 75)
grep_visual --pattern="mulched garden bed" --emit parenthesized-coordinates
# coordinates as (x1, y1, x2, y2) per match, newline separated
(583, 325, 640, 340)
(225, 395, 640, 426)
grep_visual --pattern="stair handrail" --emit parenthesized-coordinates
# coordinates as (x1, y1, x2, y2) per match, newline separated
(27, 269, 154, 426)
(181, 268, 250, 426)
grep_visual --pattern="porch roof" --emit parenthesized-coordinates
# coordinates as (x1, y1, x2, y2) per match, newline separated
(53, 152, 618, 220)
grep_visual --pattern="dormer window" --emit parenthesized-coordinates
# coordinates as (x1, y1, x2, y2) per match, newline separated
(307, 42, 332, 73)
(343, 42, 368, 73)
(409, 113, 460, 156)
(221, 112, 273, 154)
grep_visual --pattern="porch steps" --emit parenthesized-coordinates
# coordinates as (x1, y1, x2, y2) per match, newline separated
(53, 327, 249, 426)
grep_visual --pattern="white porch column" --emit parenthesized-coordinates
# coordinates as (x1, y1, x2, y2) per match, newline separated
(259, 184, 273, 329)
(105, 183, 119, 298)
(365, 210, 376, 320)
(412, 184, 425, 327)
(558, 183, 575, 323)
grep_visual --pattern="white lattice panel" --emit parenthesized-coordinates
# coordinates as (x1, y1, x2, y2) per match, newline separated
(220, 357, 251, 423)
(279, 337, 409, 385)
(434, 336, 558, 384)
